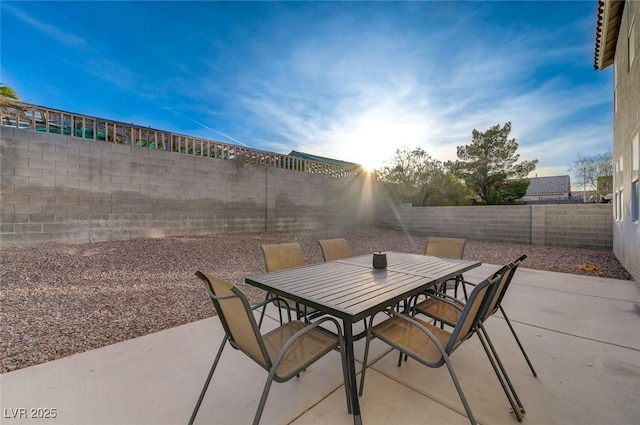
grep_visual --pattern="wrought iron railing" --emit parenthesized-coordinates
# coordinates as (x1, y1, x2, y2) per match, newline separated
(0, 99, 360, 178)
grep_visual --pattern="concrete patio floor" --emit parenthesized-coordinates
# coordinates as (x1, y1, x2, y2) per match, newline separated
(2, 265, 639, 425)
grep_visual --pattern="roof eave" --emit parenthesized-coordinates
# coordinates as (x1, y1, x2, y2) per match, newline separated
(594, 0, 625, 70)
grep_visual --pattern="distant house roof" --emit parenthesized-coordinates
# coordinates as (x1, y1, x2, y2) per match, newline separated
(594, 0, 625, 70)
(526, 175, 571, 196)
(288, 150, 362, 170)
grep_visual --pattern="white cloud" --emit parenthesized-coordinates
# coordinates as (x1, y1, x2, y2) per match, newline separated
(3, 3, 88, 48)
(214, 9, 611, 176)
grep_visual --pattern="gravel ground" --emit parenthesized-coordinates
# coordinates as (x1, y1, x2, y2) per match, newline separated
(0, 226, 633, 373)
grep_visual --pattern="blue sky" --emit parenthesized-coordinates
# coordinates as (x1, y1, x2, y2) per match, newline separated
(2, 1, 612, 180)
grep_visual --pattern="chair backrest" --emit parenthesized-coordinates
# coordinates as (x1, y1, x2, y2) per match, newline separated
(318, 238, 351, 261)
(195, 271, 271, 369)
(261, 242, 305, 272)
(483, 255, 527, 320)
(446, 267, 507, 353)
(425, 236, 466, 259)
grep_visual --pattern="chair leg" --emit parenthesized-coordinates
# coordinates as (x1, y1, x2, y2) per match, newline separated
(477, 326, 525, 422)
(459, 275, 468, 301)
(253, 370, 277, 425)
(259, 310, 333, 423)
(441, 352, 477, 425)
(358, 329, 373, 397)
(258, 293, 270, 328)
(294, 302, 303, 321)
(188, 337, 228, 425)
(339, 342, 352, 414)
(277, 300, 284, 325)
(500, 306, 538, 377)
(441, 280, 449, 295)
(259, 294, 291, 328)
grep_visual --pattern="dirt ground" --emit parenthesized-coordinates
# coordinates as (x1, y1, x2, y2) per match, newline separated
(0, 226, 633, 373)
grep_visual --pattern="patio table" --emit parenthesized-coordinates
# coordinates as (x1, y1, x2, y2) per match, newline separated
(245, 251, 481, 425)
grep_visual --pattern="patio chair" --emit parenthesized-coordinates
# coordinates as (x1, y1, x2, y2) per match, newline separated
(359, 271, 504, 425)
(259, 243, 315, 326)
(189, 271, 349, 425)
(318, 238, 373, 332)
(262, 242, 305, 272)
(412, 255, 537, 377)
(318, 238, 351, 261)
(425, 236, 469, 300)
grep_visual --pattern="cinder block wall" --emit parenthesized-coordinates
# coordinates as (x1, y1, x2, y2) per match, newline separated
(0, 129, 373, 244)
(540, 204, 613, 249)
(376, 204, 532, 243)
(377, 203, 613, 249)
(0, 128, 614, 250)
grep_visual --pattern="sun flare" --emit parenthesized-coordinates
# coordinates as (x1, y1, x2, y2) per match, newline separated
(339, 116, 427, 172)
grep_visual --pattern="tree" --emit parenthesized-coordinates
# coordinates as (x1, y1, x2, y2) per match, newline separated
(0, 83, 21, 152)
(376, 146, 440, 187)
(447, 122, 538, 204)
(376, 146, 471, 206)
(0, 83, 19, 100)
(568, 150, 613, 201)
(418, 169, 473, 206)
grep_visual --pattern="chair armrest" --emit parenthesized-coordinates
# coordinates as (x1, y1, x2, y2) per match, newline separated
(383, 310, 449, 361)
(303, 316, 344, 338)
(413, 290, 465, 313)
(272, 316, 344, 378)
(408, 287, 442, 310)
(252, 294, 294, 313)
(251, 297, 277, 310)
(252, 295, 294, 324)
(428, 289, 461, 302)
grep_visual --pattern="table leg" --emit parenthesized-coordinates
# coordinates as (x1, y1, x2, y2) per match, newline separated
(343, 320, 363, 425)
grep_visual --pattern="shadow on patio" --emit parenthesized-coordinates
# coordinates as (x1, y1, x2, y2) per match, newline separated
(2, 265, 639, 425)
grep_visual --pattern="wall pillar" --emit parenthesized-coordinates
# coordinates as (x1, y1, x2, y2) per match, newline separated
(530, 205, 546, 245)
(265, 167, 277, 232)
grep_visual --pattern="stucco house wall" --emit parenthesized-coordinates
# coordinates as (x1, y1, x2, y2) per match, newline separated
(597, 0, 640, 282)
